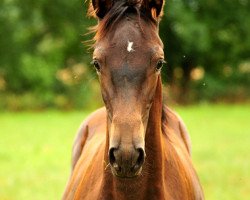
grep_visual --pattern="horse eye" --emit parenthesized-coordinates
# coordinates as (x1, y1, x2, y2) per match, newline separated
(92, 60, 101, 72)
(156, 60, 166, 71)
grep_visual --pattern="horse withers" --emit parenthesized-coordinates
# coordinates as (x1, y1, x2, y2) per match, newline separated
(63, 0, 204, 199)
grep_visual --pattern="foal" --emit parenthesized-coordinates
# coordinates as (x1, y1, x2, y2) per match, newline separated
(63, 0, 204, 199)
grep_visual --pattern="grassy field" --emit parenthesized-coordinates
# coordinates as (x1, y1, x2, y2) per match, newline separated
(0, 104, 249, 200)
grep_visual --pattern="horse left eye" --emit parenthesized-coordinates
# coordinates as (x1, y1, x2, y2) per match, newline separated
(156, 60, 166, 71)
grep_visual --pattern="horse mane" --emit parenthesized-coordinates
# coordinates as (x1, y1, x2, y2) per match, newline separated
(87, 0, 157, 44)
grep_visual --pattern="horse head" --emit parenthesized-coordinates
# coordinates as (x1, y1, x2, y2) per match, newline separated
(90, 0, 165, 178)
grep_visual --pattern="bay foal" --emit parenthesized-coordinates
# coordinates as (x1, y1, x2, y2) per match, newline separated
(63, 0, 204, 199)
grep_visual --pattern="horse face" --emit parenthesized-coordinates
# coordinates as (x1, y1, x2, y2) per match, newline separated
(93, 17, 164, 178)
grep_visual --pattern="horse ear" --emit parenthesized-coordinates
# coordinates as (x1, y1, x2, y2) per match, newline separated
(141, 0, 165, 21)
(89, 0, 113, 19)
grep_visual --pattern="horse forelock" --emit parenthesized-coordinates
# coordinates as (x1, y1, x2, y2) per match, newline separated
(87, 0, 158, 46)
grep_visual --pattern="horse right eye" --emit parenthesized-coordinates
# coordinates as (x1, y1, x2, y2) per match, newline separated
(92, 60, 101, 72)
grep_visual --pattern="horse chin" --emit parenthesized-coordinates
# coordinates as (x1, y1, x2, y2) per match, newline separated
(111, 167, 143, 179)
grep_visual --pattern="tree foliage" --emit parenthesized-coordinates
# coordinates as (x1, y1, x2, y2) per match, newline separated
(161, 0, 250, 102)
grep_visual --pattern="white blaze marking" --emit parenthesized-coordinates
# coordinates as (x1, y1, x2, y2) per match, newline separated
(127, 41, 134, 52)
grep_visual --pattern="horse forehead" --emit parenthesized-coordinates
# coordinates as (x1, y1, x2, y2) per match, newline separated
(94, 17, 162, 57)
(110, 21, 163, 56)
(112, 18, 143, 43)
(104, 28, 151, 68)
(110, 19, 157, 52)
(108, 24, 152, 64)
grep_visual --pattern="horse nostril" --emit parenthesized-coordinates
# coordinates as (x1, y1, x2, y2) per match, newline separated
(108, 147, 117, 165)
(109, 147, 122, 172)
(135, 148, 145, 167)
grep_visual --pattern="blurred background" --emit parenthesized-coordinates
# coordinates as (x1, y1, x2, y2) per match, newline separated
(0, 0, 249, 199)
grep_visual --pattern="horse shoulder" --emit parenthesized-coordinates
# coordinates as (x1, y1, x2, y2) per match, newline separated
(163, 107, 204, 199)
(163, 106, 192, 155)
(71, 107, 106, 170)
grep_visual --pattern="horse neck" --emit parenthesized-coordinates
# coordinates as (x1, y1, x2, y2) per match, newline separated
(100, 76, 165, 200)
(145, 76, 164, 170)
(142, 76, 165, 197)
(145, 75, 163, 159)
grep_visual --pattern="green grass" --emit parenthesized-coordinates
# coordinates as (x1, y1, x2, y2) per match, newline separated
(176, 104, 250, 200)
(0, 105, 249, 200)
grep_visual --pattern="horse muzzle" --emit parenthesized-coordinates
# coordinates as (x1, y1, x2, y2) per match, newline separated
(109, 146, 145, 178)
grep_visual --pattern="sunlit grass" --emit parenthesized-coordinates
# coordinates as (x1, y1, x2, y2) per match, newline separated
(0, 111, 88, 200)
(176, 104, 250, 200)
(0, 104, 249, 200)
